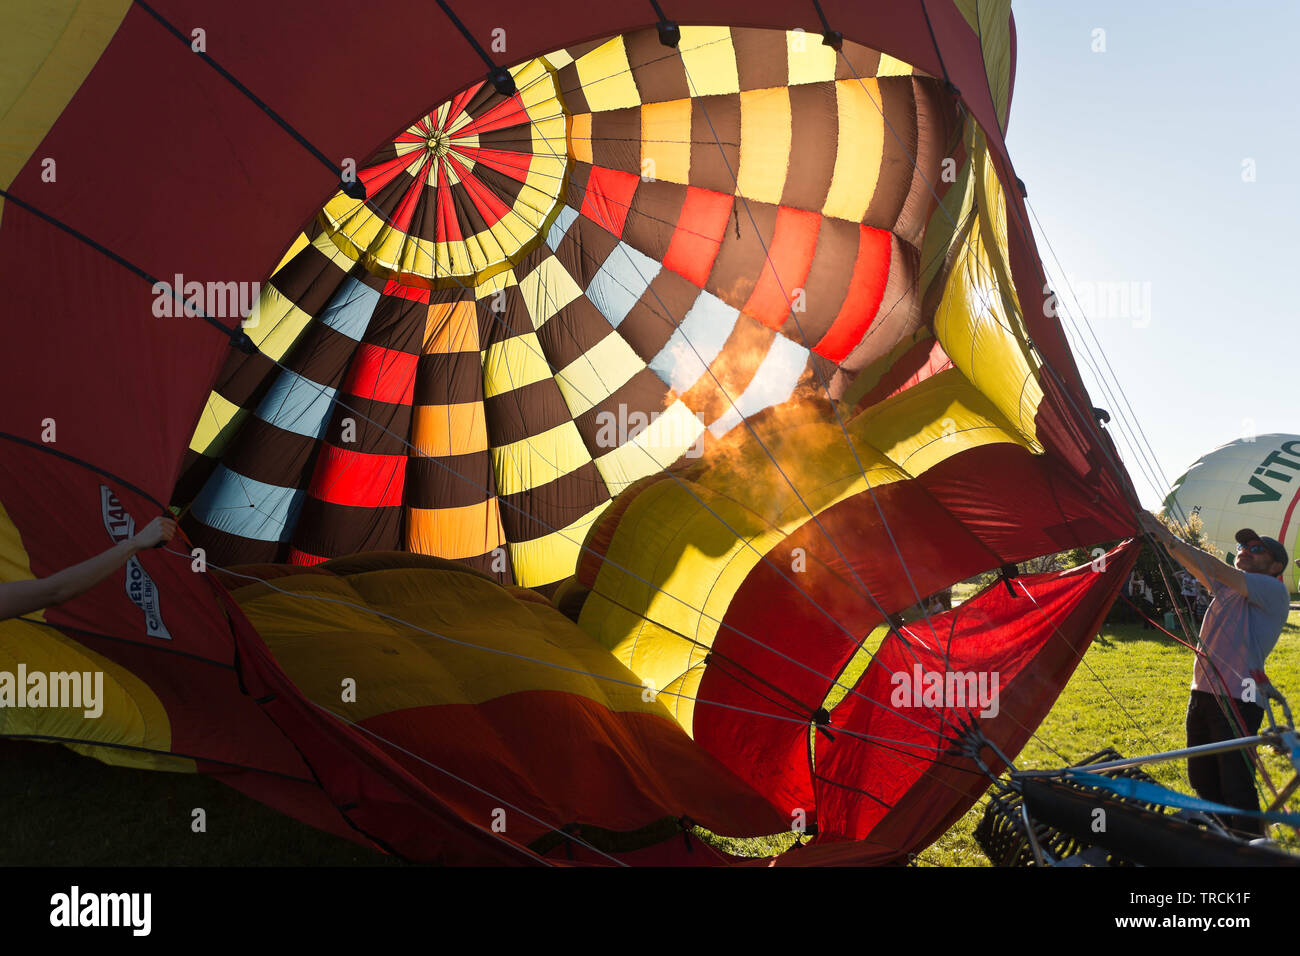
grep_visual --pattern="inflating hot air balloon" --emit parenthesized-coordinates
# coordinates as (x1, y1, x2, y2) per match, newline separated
(1164, 434, 1300, 593)
(1, 1, 1145, 864)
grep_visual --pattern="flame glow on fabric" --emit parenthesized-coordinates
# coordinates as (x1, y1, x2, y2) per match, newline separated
(0, 1, 1139, 864)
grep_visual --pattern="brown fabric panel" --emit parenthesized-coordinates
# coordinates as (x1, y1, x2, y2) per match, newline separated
(553, 205, 620, 288)
(499, 460, 609, 542)
(324, 396, 413, 458)
(483, 378, 574, 448)
(836, 40, 881, 80)
(453, 548, 514, 583)
(290, 496, 404, 560)
(408, 179, 442, 243)
(625, 28, 690, 103)
(477, 125, 533, 152)
(463, 79, 502, 116)
(367, 161, 421, 221)
(572, 365, 673, 456)
(451, 178, 491, 243)
(536, 295, 614, 370)
(897, 76, 958, 249)
(838, 235, 922, 373)
(211, 349, 278, 416)
(364, 294, 429, 352)
(182, 514, 284, 567)
(733, 27, 789, 92)
(862, 76, 918, 235)
(512, 242, 552, 279)
(281, 318, 363, 386)
(679, 314, 776, 423)
(622, 179, 688, 265)
(689, 94, 741, 194)
(406, 450, 495, 510)
(555, 61, 589, 115)
(271, 241, 349, 317)
(173, 450, 218, 510)
(590, 108, 641, 173)
(221, 415, 319, 489)
(619, 269, 697, 362)
(476, 287, 534, 347)
(349, 261, 390, 293)
(366, 140, 402, 168)
(705, 198, 777, 312)
(414, 349, 484, 406)
(474, 164, 527, 219)
(780, 83, 838, 211)
(794, 216, 861, 345)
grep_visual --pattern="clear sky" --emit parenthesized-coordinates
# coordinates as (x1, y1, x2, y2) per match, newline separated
(1004, 1, 1299, 508)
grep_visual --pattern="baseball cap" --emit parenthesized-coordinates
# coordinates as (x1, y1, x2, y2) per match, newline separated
(1234, 528, 1289, 566)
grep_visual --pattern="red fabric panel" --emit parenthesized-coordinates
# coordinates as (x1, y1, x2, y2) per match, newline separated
(436, 161, 462, 243)
(663, 187, 733, 287)
(809, 539, 1139, 860)
(813, 225, 892, 362)
(386, 156, 430, 235)
(342, 342, 418, 405)
(382, 281, 431, 302)
(578, 166, 639, 237)
(455, 92, 531, 137)
(743, 206, 820, 329)
(306, 445, 406, 507)
(446, 154, 512, 229)
(359, 691, 786, 848)
(288, 546, 329, 567)
(457, 145, 532, 181)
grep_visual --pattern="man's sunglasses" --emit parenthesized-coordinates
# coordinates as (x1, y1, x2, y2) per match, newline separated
(1237, 543, 1268, 555)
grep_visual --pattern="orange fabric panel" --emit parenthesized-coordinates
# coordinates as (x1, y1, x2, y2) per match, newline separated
(814, 225, 892, 362)
(743, 206, 820, 328)
(424, 300, 479, 354)
(663, 187, 733, 287)
(412, 402, 489, 457)
(406, 499, 505, 559)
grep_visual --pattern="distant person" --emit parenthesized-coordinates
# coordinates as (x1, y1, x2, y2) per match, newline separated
(1139, 514, 1289, 835)
(0, 516, 176, 622)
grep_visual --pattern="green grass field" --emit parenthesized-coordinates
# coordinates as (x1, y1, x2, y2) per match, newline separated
(3, 610, 1297, 866)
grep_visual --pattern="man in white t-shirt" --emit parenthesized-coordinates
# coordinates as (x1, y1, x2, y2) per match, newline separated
(1138, 515, 1290, 835)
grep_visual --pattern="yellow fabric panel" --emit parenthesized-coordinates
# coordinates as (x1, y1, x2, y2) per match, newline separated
(232, 566, 669, 719)
(554, 332, 643, 417)
(785, 30, 837, 85)
(0, 0, 130, 223)
(411, 402, 488, 457)
(544, 48, 574, 70)
(188, 391, 248, 457)
(474, 269, 517, 299)
(424, 300, 479, 354)
(854, 366, 1033, 474)
(930, 122, 1042, 446)
(574, 37, 641, 112)
(406, 499, 504, 560)
(678, 26, 739, 96)
(640, 99, 692, 185)
(0, 499, 40, 621)
(823, 79, 885, 222)
(0, 618, 190, 772)
(737, 88, 791, 206)
(271, 233, 309, 278)
(568, 112, 594, 164)
(509, 501, 609, 588)
(593, 400, 706, 497)
(578, 379, 1033, 736)
(482, 332, 550, 399)
(310, 226, 361, 271)
(492, 420, 592, 496)
(519, 256, 582, 328)
(243, 283, 312, 361)
(876, 53, 915, 77)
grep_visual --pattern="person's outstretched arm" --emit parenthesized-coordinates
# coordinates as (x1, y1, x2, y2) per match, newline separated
(0, 516, 177, 621)
(1137, 511, 1246, 597)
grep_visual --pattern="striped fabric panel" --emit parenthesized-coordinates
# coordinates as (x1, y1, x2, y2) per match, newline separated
(406, 295, 510, 578)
